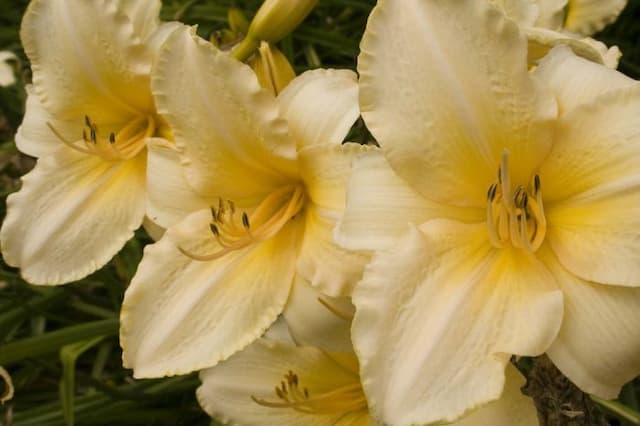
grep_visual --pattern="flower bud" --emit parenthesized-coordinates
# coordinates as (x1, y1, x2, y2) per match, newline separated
(249, 42, 296, 96)
(248, 0, 318, 44)
(228, 7, 249, 35)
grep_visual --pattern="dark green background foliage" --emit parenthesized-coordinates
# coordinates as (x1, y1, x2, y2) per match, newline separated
(0, 1, 638, 425)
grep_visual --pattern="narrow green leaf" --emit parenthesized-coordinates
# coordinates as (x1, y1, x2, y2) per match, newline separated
(591, 395, 640, 424)
(0, 319, 118, 365)
(60, 336, 106, 426)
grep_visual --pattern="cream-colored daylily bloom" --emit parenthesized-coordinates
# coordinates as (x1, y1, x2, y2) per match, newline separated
(335, 0, 640, 424)
(493, 0, 625, 67)
(197, 290, 538, 426)
(0, 51, 17, 87)
(0, 0, 179, 285)
(120, 25, 369, 378)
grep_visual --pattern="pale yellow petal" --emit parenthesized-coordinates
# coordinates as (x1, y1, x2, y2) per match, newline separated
(535, 0, 568, 30)
(334, 150, 482, 252)
(565, 0, 627, 36)
(283, 275, 354, 353)
(151, 25, 297, 205)
(197, 339, 362, 426)
(120, 0, 161, 41)
(0, 148, 146, 285)
(278, 69, 359, 149)
(15, 85, 69, 158)
(120, 210, 303, 377)
(453, 364, 538, 426)
(524, 27, 619, 68)
(540, 86, 640, 286)
(539, 247, 640, 398)
(146, 138, 209, 229)
(359, 0, 557, 207)
(21, 0, 154, 122)
(352, 220, 562, 424)
(0, 51, 16, 87)
(491, 0, 539, 27)
(0, 366, 14, 403)
(534, 46, 633, 114)
(297, 143, 371, 296)
(298, 205, 368, 297)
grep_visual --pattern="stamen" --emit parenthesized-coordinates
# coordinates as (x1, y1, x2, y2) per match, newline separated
(49, 114, 154, 161)
(180, 186, 305, 261)
(251, 370, 366, 416)
(485, 150, 546, 252)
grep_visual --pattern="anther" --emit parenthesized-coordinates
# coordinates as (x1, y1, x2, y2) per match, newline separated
(534, 174, 541, 194)
(109, 132, 116, 144)
(84, 115, 91, 128)
(487, 183, 498, 202)
(242, 212, 250, 229)
(210, 223, 220, 236)
(521, 192, 528, 210)
(90, 127, 97, 142)
(210, 207, 217, 220)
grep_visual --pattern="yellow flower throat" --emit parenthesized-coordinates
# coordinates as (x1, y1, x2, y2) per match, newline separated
(252, 370, 367, 416)
(486, 150, 547, 252)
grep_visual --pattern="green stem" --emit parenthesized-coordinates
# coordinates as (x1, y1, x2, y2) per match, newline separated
(591, 395, 640, 424)
(231, 36, 260, 62)
(0, 319, 118, 365)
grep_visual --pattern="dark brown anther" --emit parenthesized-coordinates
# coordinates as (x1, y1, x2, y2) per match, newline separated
(521, 192, 528, 210)
(210, 223, 220, 236)
(534, 175, 541, 194)
(84, 115, 91, 128)
(210, 207, 217, 221)
(303, 388, 309, 398)
(291, 374, 298, 386)
(109, 132, 116, 144)
(90, 127, 97, 142)
(82, 129, 88, 142)
(487, 183, 498, 202)
(513, 186, 523, 205)
(275, 386, 284, 399)
(242, 212, 250, 229)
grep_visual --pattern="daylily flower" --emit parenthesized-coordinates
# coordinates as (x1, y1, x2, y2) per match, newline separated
(493, 0, 625, 67)
(197, 281, 539, 426)
(0, 51, 17, 87)
(335, 0, 640, 424)
(120, 25, 369, 378)
(0, 0, 178, 284)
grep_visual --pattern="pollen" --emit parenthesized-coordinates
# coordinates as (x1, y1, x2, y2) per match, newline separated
(180, 185, 305, 261)
(47, 114, 155, 161)
(251, 370, 367, 415)
(486, 150, 547, 252)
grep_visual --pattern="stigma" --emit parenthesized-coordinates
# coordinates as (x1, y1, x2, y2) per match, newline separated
(486, 150, 546, 252)
(180, 185, 305, 261)
(48, 114, 155, 161)
(251, 370, 366, 415)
